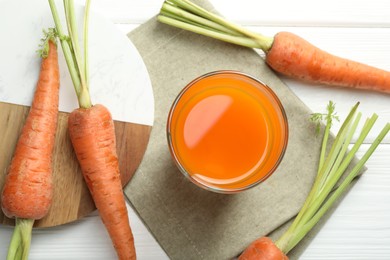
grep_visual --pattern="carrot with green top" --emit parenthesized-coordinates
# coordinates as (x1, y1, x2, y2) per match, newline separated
(158, 0, 390, 93)
(48, 0, 136, 259)
(1, 30, 60, 260)
(237, 101, 390, 259)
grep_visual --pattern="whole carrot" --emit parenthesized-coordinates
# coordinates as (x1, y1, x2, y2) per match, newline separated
(48, 1, 136, 259)
(1, 31, 60, 260)
(158, 0, 390, 93)
(266, 32, 390, 92)
(68, 104, 136, 259)
(235, 102, 390, 259)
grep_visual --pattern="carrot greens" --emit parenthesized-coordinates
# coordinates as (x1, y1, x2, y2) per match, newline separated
(274, 102, 390, 254)
(47, 1, 137, 258)
(48, 0, 92, 109)
(158, 0, 390, 94)
(238, 101, 389, 259)
(158, 0, 273, 51)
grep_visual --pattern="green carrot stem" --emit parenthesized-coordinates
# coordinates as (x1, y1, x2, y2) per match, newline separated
(6, 218, 34, 260)
(296, 113, 375, 233)
(307, 103, 358, 203)
(48, 0, 82, 95)
(160, 10, 209, 30)
(65, 0, 91, 109)
(83, 0, 91, 89)
(317, 112, 362, 195)
(157, 16, 261, 48)
(314, 112, 362, 197)
(159, 10, 227, 36)
(48, 0, 92, 109)
(284, 103, 359, 237)
(161, 3, 242, 36)
(314, 107, 356, 196)
(170, 0, 271, 45)
(159, 0, 273, 52)
(64, 0, 86, 90)
(283, 122, 390, 254)
(318, 101, 338, 172)
(318, 115, 331, 171)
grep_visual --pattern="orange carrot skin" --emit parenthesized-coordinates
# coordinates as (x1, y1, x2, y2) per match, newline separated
(266, 32, 390, 93)
(68, 104, 136, 260)
(239, 237, 288, 260)
(1, 40, 59, 220)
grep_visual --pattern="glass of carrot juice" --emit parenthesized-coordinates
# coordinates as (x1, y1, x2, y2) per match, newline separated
(167, 71, 288, 193)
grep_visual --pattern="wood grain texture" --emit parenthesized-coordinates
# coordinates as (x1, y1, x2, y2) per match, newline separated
(0, 102, 151, 227)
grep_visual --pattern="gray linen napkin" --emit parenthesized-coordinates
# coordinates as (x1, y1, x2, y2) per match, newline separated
(124, 1, 361, 259)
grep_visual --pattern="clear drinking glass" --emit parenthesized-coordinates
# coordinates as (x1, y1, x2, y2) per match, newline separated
(167, 71, 288, 193)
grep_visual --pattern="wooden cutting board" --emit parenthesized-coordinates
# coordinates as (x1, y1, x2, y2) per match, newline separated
(0, 102, 151, 227)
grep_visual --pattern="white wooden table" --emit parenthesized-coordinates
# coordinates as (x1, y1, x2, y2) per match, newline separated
(1, 0, 390, 259)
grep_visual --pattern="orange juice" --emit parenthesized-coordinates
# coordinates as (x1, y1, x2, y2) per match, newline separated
(167, 71, 288, 193)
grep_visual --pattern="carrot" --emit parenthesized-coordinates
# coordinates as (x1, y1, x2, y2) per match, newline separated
(157, 0, 390, 93)
(68, 105, 136, 259)
(238, 237, 288, 260)
(48, 1, 136, 259)
(1, 30, 60, 260)
(235, 102, 390, 259)
(266, 32, 390, 92)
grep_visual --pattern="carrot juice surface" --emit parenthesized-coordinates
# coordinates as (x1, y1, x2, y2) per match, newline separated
(167, 71, 288, 193)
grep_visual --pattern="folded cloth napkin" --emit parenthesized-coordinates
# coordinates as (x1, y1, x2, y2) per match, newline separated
(125, 1, 361, 259)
